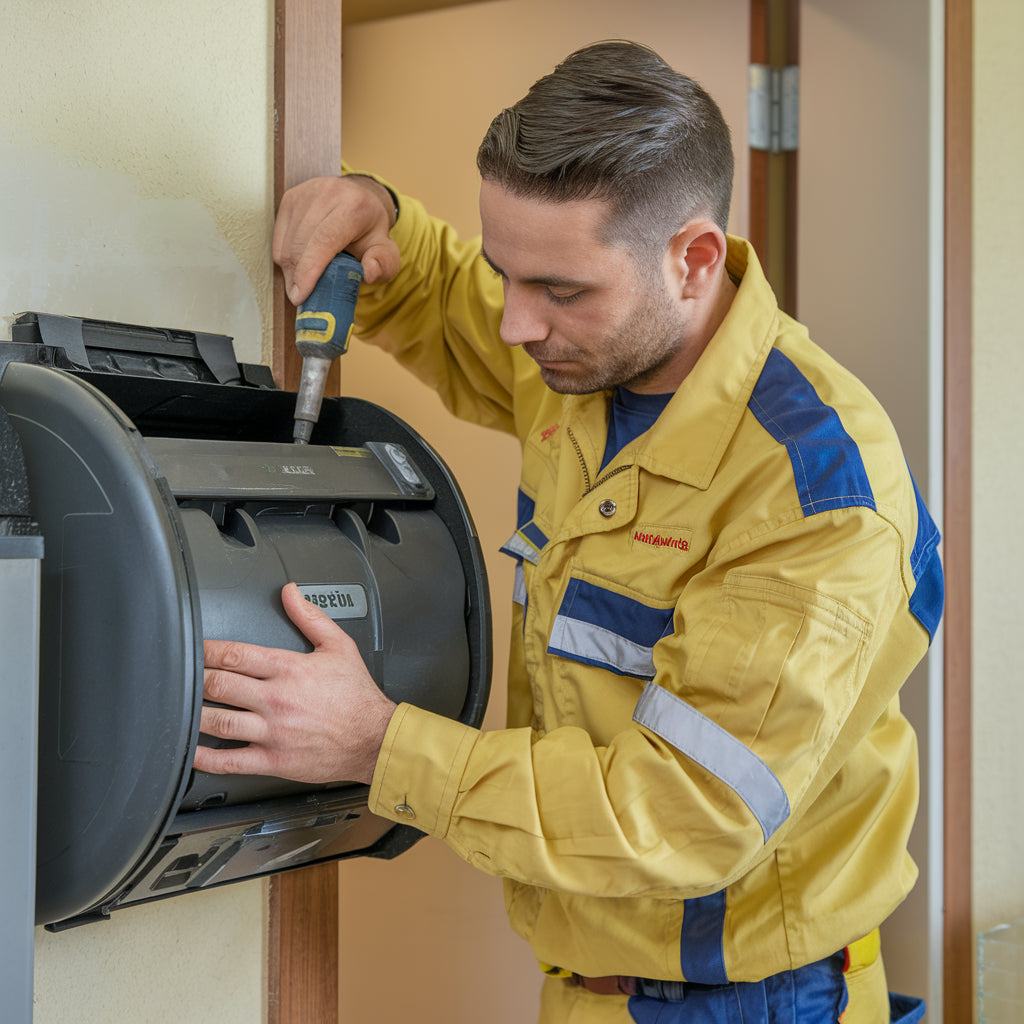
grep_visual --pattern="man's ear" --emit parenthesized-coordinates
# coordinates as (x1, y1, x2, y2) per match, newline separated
(665, 221, 728, 300)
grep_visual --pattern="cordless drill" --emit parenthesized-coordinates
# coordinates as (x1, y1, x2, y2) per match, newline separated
(292, 251, 364, 444)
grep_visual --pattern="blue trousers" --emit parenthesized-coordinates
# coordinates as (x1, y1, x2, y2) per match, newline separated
(537, 951, 926, 1023)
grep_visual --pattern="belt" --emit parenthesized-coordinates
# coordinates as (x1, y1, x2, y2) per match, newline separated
(570, 929, 881, 1000)
(571, 975, 693, 1000)
(571, 975, 638, 996)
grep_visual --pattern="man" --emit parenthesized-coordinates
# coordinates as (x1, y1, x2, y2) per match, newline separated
(195, 41, 940, 1023)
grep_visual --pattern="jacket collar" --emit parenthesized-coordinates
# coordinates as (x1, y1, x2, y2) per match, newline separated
(562, 236, 781, 491)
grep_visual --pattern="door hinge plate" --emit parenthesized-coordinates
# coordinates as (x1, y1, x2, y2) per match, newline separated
(749, 64, 799, 153)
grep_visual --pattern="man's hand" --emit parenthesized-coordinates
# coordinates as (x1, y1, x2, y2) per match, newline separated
(194, 582, 396, 786)
(273, 174, 401, 305)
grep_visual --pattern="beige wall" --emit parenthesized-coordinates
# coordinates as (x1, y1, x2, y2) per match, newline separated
(798, 0, 937, 1004)
(972, 0, 1024, 944)
(0, 1, 274, 364)
(338, 4, 749, 1020)
(1, 2, 274, 1020)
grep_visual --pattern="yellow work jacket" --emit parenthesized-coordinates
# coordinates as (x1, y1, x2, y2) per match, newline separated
(356, 183, 943, 984)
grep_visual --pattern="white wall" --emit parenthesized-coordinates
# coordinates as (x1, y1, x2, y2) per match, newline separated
(1, 2, 274, 1020)
(0, 1, 273, 364)
(973, 0, 1024, 941)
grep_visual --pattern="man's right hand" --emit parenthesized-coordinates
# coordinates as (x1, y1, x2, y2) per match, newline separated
(273, 174, 401, 305)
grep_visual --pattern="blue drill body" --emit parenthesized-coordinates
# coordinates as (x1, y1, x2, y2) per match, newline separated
(292, 252, 364, 444)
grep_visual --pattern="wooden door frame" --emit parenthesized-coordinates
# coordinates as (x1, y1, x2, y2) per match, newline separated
(267, 2, 975, 1021)
(750, 1, 973, 1018)
(268, 3, 342, 1023)
(942, 0, 973, 1019)
(748, 0, 799, 315)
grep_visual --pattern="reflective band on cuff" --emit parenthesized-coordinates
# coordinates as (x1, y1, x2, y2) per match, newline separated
(549, 615, 657, 679)
(502, 491, 548, 564)
(500, 531, 542, 565)
(633, 683, 790, 842)
(512, 561, 526, 607)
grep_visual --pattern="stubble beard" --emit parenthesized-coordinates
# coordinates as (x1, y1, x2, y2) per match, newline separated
(533, 284, 689, 395)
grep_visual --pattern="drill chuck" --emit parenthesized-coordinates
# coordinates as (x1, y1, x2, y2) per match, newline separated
(292, 252, 364, 444)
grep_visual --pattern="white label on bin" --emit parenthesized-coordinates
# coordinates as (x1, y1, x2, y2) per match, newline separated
(297, 584, 368, 619)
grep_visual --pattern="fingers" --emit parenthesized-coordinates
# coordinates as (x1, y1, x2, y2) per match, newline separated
(200, 638, 293, 745)
(286, 205, 360, 302)
(195, 583, 392, 785)
(192, 737, 274, 777)
(358, 237, 401, 287)
(198, 700, 268, 747)
(203, 588, 354, 676)
(203, 636, 288, 681)
(280, 582, 356, 652)
(273, 175, 400, 303)
(194, 674, 272, 777)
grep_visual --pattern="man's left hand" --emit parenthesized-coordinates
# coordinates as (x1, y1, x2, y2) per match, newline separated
(194, 582, 396, 786)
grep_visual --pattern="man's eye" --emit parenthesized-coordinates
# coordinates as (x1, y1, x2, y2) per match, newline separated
(546, 289, 583, 306)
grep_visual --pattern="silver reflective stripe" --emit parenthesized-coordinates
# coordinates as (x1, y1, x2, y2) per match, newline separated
(550, 616, 657, 679)
(633, 682, 790, 842)
(512, 562, 526, 607)
(501, 532, 541, 565)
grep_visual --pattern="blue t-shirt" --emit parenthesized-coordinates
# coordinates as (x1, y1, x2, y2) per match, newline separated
(600, 387, 674, 472)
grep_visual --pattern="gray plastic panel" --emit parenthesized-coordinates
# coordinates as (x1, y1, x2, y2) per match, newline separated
(0, 363, 202, 926)
(0, 552, 41, 1023)
(144, 436, 434, 502)
(0, 350, 491, 927)
(179, 504, 468, 811)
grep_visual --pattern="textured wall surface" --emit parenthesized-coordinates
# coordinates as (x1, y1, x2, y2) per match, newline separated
(1, 3, 273, 1021)
(0, 1, 274, 363)
(972, 0, 1024, 938)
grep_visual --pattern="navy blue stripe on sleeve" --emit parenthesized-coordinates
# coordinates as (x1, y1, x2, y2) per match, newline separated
(749, 349, 876, 516)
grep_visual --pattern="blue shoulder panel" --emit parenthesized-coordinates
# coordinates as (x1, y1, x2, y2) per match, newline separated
(908, 473, 944, 640)
(750, 349, 944, 644)
(748, 349, 876, 516)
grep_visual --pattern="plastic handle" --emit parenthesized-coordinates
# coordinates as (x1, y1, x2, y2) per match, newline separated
(294, 252, 364, 359)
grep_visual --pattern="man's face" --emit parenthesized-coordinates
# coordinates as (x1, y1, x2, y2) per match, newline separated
(479, 180, 690, 395)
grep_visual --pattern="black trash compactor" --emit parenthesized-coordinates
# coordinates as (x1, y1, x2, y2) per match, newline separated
(0, 313, 491, 929)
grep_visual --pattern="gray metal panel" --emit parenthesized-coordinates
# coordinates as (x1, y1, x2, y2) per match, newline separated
(0, 553, 41, 1024)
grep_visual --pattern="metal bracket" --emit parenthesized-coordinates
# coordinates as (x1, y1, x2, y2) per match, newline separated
(749, 64, 799, 153)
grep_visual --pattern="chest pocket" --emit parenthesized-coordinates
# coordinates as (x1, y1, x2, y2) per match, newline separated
(547, 575, 675, 680)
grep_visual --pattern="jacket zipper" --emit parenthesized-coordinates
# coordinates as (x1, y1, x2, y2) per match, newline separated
(586, 463, 632, 497)
(567, 426, 633, 498)
(567, 426, 591, 493)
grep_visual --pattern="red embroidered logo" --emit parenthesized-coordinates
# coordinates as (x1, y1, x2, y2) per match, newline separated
(540, 423, 560, 443)
(632, 528, 690, 552)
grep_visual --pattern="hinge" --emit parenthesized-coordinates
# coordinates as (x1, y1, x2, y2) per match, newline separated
(748, 64, 799, 153)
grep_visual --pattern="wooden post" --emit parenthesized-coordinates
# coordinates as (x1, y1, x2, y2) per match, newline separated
(748, 0, 799, 316)
(268, 2, 342, 1022)
(943, 0, 973, 1019)
(272, 0, 343, 394)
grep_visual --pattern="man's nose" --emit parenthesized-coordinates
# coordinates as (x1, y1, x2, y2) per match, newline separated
(499, 285, 549, 347)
